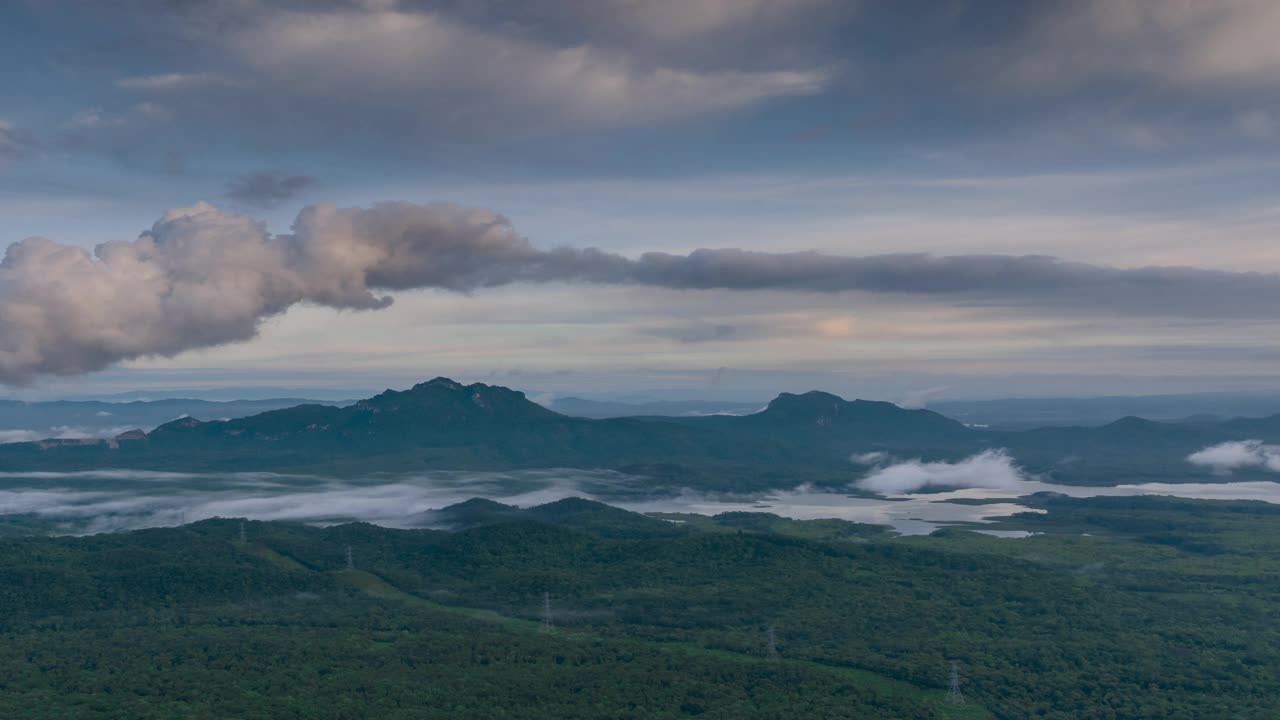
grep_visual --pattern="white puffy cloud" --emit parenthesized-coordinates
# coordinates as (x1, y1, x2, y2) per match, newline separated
(0, 200, 531, 382)
(1187, 440, 1280, 474)
(857, 449, 1027, 494)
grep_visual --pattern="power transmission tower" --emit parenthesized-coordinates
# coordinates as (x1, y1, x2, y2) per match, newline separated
(947, 661, 964, 704)
(542, 592, 553, 632)
(345, 544, 354, 570)
(238, 521, 247, 544)
(766, 624, 780, 661)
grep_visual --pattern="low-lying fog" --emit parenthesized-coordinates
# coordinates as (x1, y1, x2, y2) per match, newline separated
(4, 462, 1280, 536)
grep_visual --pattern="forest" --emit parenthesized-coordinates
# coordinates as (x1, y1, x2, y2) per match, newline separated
(1, 495, 1277, 719)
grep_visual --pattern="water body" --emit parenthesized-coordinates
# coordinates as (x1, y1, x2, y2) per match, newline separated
(1, 469, 1279, 535)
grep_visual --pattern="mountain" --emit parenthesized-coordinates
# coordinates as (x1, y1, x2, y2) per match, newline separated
(6, 376, 1280, 486)
(749, 391, 969, 437)
(147, 377, 564, 445)
(548, 396, 762, 418)
(9, 378, 806, 474)
(658, 390, 985, 454)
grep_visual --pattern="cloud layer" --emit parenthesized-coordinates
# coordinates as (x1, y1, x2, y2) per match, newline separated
(0, 468, 621, 534)
(10, 198, 1280, 383)
(2, 466, 1279, 537)
(11, 0, 1280, 176)
(0, 426, 139, 445)
(90, 1, 832, 143)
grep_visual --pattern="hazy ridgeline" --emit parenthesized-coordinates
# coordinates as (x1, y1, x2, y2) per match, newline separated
(7, 379, 1280, 495)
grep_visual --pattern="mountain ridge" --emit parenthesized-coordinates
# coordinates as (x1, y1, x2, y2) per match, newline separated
(5, 376, 1280, 485)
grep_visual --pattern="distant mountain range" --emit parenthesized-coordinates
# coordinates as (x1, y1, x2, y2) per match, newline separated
(548, 391, 1280, 428)
(10, 388, 1280, 442)
(930, 391, 1280, 429)
(0, 397, 346, 442)
(3, 377, 1280, 487)
(546, 397, 762, 418)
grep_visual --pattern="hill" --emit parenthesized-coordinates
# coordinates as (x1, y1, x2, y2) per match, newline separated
(1, 496, 1278, 718)
(675, 390, 983, 451)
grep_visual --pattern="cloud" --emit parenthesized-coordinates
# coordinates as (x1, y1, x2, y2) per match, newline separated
(1187, 440, 1280, 474)
(116, 72, 235, 92)
(857, 449, 1028, 494)
(11, 198, 1280, 383)
(899, 386, 949, 410)
(76, 2, 831, 144)
(541, 0, 844, 41)
(1006, 0, 1280, 91)
(0, 430, 39, 444)
(0, 426, 137, 444)
(226, 171, 316, 208)
(238, 8, 825, 134)
(494, 0, 853, 67)
(849, 451, 887, 466)
(24, 0, 1280, 169)
(0, 467, 629, 533)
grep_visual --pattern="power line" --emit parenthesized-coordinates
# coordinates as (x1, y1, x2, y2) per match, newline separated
(239, 520, 247, 544)
(766, 624, 780, 661)
(345, 544, 354, 570)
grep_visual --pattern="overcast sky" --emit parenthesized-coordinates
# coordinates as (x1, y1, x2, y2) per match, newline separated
(4, 0, 1280, 401)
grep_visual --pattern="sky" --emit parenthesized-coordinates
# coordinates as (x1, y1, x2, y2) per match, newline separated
(3, 0, 1280, 402)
